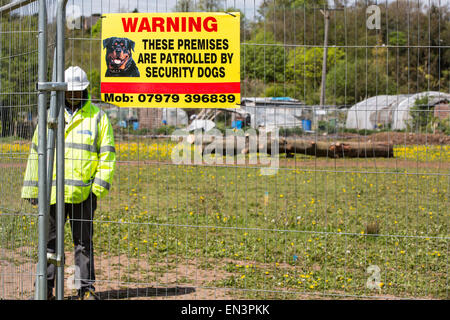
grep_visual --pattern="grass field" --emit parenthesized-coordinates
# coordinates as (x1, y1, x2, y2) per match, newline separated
(1, 139, 449, 299)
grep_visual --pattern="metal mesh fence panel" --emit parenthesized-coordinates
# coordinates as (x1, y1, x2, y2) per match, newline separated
(1, 0, 449, 300)
(0, 0, 41, 300)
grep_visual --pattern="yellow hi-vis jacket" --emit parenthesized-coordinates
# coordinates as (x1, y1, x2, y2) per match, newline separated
(21, 95, 116, 204)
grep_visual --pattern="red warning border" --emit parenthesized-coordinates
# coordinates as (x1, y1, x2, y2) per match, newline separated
(101, 82, 240, 94)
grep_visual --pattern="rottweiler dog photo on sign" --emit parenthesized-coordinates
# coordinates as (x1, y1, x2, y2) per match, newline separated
(103, 37, 140, 77)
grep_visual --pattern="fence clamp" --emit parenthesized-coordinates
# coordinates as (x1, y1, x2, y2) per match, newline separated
(36, 82, 68, 92)
(47, 117, 58, 129)
(47, 252, 64, 267)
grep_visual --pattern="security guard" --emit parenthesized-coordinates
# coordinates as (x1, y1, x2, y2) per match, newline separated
(22, 66, 116, 300)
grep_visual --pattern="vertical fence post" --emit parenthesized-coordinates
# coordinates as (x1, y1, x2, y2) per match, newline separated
(320, 9, 330, 107)
(0, 16, 2, 138)
(47, 47, 58, 201)
(35, 0, 49, 301)
(55, 0, 68, 301)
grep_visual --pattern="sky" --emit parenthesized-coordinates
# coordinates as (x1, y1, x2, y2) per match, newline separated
(63, 0, 449, 18)
(70, 0, 448, 15)
(10, 0, 448, 20)
(69, 0, 266, 16)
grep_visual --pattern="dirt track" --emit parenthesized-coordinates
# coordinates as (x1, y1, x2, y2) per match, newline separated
(1, 249, 413, 300)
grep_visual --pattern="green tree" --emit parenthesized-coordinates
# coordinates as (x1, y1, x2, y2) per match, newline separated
(285, 46, 345, 103)
(91, 17, 101, 39)
(197, 0, 223, 11)
(1, 13, 39, 137)
(287, 47, 345, 81)
(175, 0, 223, 12)
(241, 30, 286, 83)
(325, 58, 397, 106)
(264, 82, 298, 98)
(174, 0, 195, 12)
(291, 0, 326, 8)
(408, 96, 433, 131)
(387, 31, 407, 47)
(87, 69, 101, 100)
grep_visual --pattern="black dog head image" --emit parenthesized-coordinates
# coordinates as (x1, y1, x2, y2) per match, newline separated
(103, 37, 140, 77)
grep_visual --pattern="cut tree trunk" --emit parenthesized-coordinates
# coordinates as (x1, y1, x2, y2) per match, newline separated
(259, 138, 393, 158)
(187, 134, 394, 158)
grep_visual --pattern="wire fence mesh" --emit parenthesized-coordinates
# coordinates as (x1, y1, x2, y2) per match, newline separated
(0, 0, 41, 300)
(0, 0, 449, 300)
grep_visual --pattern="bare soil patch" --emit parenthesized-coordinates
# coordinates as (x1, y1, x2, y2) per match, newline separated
(1, 249, 432, 300)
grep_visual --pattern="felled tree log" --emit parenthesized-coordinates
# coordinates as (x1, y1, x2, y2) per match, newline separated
(284, 138, 393, 158)
(188, 134, 248, 155)
(258, 138, 393, 158)
(327, 141, 394, 158)
(187, 134, 393, 158)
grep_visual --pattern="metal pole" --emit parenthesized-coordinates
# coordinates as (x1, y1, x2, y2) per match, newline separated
(47, 47, 58, 203)
(44, 48, 58, 280)
(35, 0, 48, 300)
(319, 9, 329, 107)
(0, 16, 3, 138)
(0, 0, 35, 14)
(0, 19, 2, 138)
(55, 0, 67, 300)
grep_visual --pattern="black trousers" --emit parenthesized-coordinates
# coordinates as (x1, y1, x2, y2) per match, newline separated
(47, 193, 97, 292)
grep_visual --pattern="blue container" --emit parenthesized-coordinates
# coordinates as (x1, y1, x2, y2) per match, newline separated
(133, 121, 139, 130)
(302, 119, 312, 131)
(232, 120, 243, 129)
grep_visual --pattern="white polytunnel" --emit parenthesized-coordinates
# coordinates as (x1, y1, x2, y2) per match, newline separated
(391, 91, 450, 130)
(345, 95, 411, 130)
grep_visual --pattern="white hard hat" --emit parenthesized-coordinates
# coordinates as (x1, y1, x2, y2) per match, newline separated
(65, 66, 89, 91)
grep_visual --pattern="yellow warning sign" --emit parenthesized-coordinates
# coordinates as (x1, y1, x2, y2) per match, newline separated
(100, 12, 240, 108)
